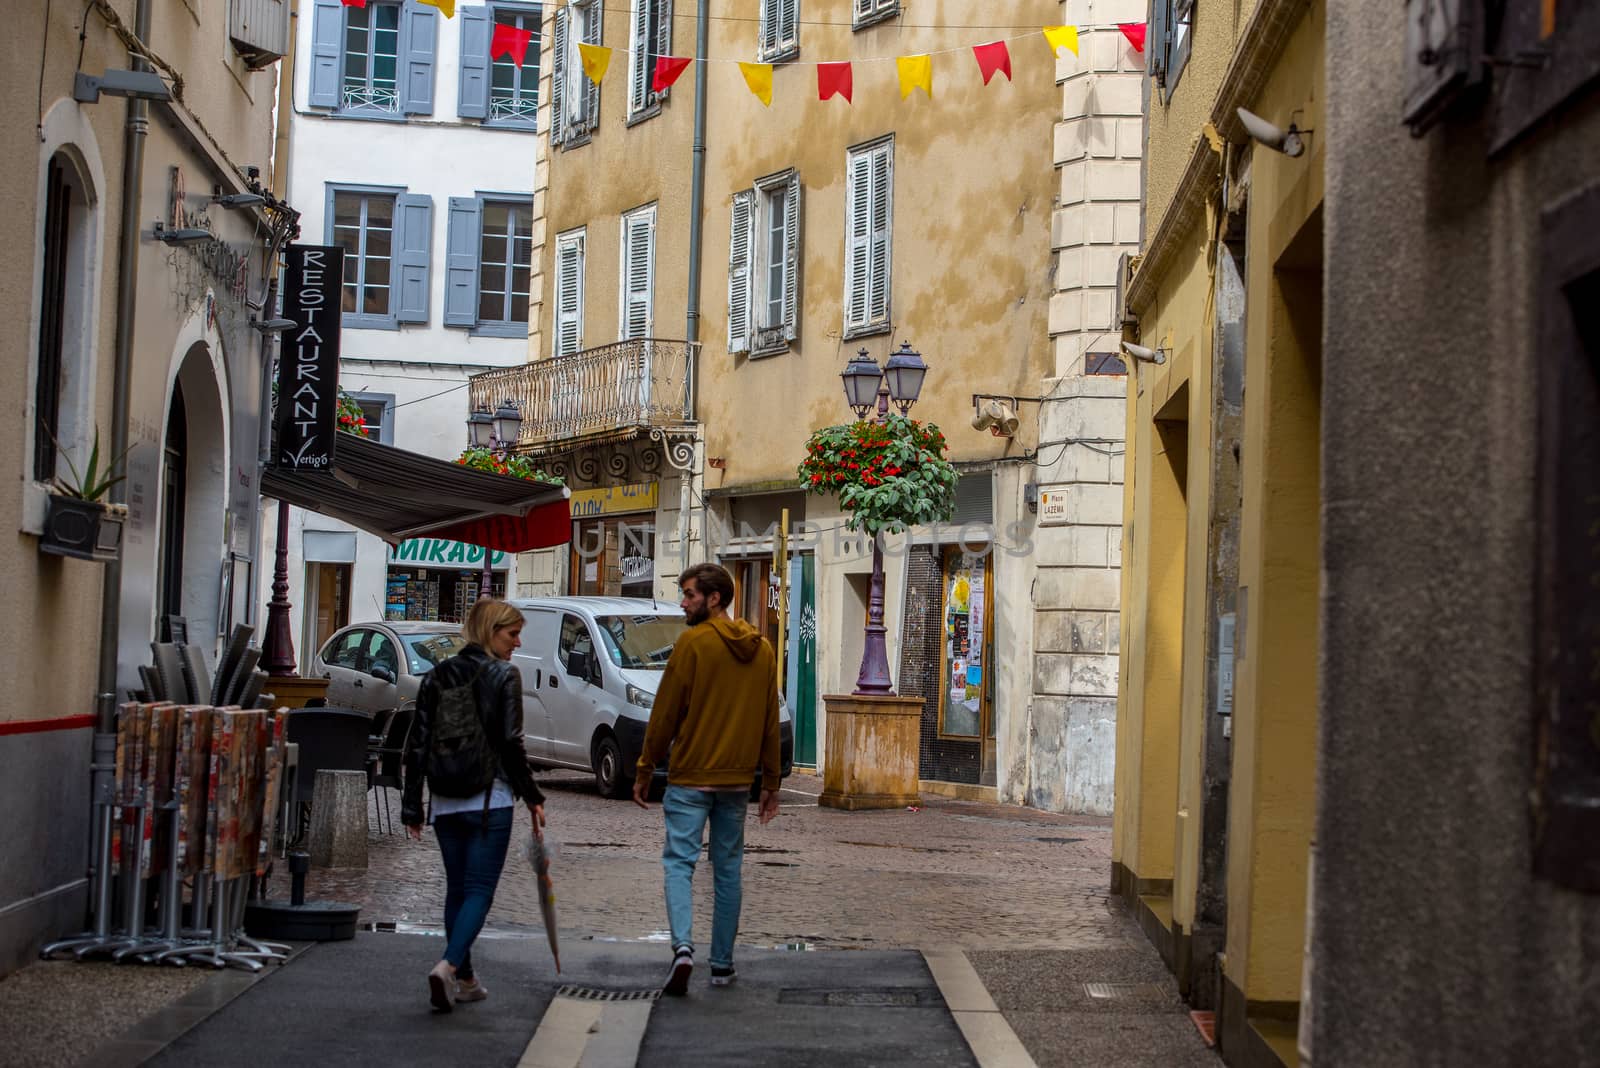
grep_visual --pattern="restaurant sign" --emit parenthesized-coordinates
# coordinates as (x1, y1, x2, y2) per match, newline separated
(570, 481, 659, 518)
(275, 244, 345, 470)
(388, 538, 510, 571)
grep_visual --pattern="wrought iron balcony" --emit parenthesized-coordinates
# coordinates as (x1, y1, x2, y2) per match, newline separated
(468, 338, 698, 450)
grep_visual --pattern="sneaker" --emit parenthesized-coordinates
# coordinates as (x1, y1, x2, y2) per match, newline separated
(663, 946, 693, 996)
(428, 961, 456, 1013)
(710, 965, 736, 987)
(456, 978, 488, 1003)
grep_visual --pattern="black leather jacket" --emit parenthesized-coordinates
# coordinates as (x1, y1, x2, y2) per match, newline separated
(402, 643, 544, 826)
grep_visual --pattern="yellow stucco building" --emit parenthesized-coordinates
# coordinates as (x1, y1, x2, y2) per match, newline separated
(1114, 0, 1323, 1063)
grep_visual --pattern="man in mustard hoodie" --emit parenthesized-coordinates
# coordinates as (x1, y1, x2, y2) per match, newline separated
(634, 562, 781, 995)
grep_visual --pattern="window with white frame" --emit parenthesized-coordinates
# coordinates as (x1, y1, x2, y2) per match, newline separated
(728, 169, 801, 355)
(853, 0, 898, 30)
(443, 194, 534, 335)
(328, 185, 433, 329)
(620, 205, 656, 340)
(33, 153, 95, 485)
(758, 0, 798, 62)
(307, 0, 438, 117)
(628, 0, 672, 120)
(348, 392, 396, 444)
(843, 138, 892, 338)
(550, 0, 603, 147)
(554, 228, 586, 356)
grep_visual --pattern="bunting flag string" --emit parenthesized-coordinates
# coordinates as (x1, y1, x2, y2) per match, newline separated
(1119, 23, 1147, 53)
(339, 0, 366, 7)
(817, 61, 853, 103)
(416, 0, 454, 17)
(739, 62, 774, 106)
(896, 54, 933, 99)
(972, 40, 1012, 84)
(578, 42, 613, 84)
(491, 23, 535, 68)
(652, 55, 693, 92)
(1042, 25, 1079, 57)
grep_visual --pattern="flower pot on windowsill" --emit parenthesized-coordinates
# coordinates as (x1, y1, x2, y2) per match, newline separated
(40, 494, 127, 562)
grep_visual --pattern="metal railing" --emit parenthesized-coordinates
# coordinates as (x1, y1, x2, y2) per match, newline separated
(468, 338, 697, 447)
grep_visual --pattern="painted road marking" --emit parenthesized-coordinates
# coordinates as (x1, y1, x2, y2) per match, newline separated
(922, 949, 1038, 1068)
(519, 994, 653, 1068)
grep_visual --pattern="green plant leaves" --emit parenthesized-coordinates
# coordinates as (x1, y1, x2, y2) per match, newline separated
(797, 413, 958, 534)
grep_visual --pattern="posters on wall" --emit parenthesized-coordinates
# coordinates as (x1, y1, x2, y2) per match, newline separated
(943, 553, 986, 737)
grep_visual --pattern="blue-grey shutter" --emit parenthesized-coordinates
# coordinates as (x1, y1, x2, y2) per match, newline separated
(308, 0, 343, 108)
(402, 4, 438, 116)
(444, 196, 482, 327)
(395, 193, 433, 323)
(458, 6, 491, 119)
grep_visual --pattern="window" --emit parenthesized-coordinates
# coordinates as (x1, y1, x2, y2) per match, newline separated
(348, 392, 396, 444)
(458, 3, 542, 127)
(554, 227, 586, 356)
(550, 0, 603, 148)
(729, 169, 802, 355)
(628, 0, 673, 120)
(620, 204, 656, 340)
(1085, 352, 1127, 375)
(308, 0, 437, 117)
(558, 613, 596, 674)
(324, 628, 368, 669)
(853, 0, 897, 30)
(443, 195, 533, 335)
(844, 138, 892, 338)
(327, 185, 433, 329)
(759, 0, 799, 61)
(34, 158, 72, 482)
(1152, 0, 1193, 94)
(939, 548, 992, 740)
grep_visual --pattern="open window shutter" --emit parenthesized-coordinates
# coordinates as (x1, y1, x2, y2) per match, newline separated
(395, 193, 433, 323)
(759, 0, 777, 54)
(844, 153, 871, 331)
(444, 197, 482, 327)
(549, 7, 567, 145)
(629, 0, 649, 114)
(654, 0, 673, 102)
(622, 210, 654, 340)
(1149, 0, 1170, 85)
(728, 190, 754, 352)
(402, 4, 438, 115)
(581, 1, 603, 132)
(555, 234, 584, 356)
(868, 144, 891, 324)
(308, 0, 343, 108)
(782, 171, 801, 341)
(458, 6, 491, 119)
(780, 0, 798, 50)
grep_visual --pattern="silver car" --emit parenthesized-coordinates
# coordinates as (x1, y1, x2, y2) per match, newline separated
(311, 621, 467, 716)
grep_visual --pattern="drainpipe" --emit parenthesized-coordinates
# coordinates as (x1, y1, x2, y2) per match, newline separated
(677, 0, 709, 574)
(97, 0, 154, 727)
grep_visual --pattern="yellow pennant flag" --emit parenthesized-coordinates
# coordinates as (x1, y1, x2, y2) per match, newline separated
(896, 54, 932, 99)
(417, 0, 455, 17)
(739, 62, 774, 106)
(577, 42, 612, 85)
(1043, 25, 1080, 57)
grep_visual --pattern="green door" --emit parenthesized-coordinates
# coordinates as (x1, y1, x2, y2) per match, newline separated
(787, 554, 818, 766)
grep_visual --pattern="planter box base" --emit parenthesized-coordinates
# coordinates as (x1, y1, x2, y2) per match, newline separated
(817, 693, 923, 811)
(817, 788, 922, 811)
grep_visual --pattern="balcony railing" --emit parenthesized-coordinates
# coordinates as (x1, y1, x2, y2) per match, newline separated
(468, 338, 698, 448)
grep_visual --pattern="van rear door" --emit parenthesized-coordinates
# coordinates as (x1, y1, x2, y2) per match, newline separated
(511, 607, 563, 761)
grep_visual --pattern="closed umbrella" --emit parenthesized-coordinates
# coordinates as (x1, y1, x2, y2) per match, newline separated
(527, 832, 560, 973)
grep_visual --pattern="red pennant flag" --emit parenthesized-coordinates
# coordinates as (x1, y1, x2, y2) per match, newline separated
(972, 40, 1012, 84)
(491, 22, 535, 67)
(652, 55, 692, 92)
(341, 0, 367, 7)
(817, 61, 853, 103)
(1119, 23, 1147, 52)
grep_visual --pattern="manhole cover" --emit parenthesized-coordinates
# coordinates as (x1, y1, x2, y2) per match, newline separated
(556, 985, 661, 1002)
(779, 988, 936, 1008)
(1083, 982, 1169, 1000)
(1033, 836, 1085, 844)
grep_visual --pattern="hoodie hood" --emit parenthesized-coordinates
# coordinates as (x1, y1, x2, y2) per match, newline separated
(704, 615, 764, 662)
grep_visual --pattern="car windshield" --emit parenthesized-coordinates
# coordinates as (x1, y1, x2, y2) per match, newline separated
(400, 632, 467, 675)
(594, 615, 686, 670)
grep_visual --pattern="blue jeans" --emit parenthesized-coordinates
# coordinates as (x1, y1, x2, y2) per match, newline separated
(433, 806, 514, 979)
(661, 786, 747, 968)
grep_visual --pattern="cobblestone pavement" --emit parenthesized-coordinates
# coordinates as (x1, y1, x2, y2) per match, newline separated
(271, 770, 1130, 952)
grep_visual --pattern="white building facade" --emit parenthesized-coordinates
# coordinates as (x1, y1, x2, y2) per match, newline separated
(273, 0, 544, 666)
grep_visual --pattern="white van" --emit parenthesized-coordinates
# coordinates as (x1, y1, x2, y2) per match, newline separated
(508, 596, 794, 799)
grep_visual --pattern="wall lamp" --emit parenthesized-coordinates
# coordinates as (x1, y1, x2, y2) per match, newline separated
(1122, 341, 1169, 365)
(152, 222, 213, 246)
(1236, 106, 1309, 158)
(250, 318, 297, 334)
(73, 69, 172, 103)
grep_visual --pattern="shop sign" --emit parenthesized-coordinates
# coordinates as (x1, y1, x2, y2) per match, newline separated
(621, 555, 653, 581)
(1037, 485, 1071, 527)
(388, 538, 510, 570)
(570, 482, 659, 518)
(275, 244, 345, 470)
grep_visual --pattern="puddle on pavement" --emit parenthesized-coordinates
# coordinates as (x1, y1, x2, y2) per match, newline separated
(835, 840, 956, 853)
(1033, 836, 1086, 844)
(756, 861, 799, 868)
(560, 842, 630, 849)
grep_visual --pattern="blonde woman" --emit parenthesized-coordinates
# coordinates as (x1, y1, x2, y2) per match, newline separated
(403, 597, 546, 1013)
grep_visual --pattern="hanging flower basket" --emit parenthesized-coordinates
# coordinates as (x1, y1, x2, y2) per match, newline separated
(796, 414, 958, 535)
(455, 448, 564, 485)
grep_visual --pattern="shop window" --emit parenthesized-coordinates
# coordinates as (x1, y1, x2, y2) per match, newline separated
(306, 0, 437, 117)
(445, 195, 534, 334)
(459, 3, 542, 127)
(571, 516, 654, 596)
(730, 557, 781, 651)
(327, 184, 434, 328)
(939, 548, 992, 740)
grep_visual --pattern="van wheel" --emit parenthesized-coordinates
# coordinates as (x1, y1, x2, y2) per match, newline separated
(593, 736, 630, 800)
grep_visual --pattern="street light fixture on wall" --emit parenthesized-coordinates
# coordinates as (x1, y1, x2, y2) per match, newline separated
(464, 400, 523, 596)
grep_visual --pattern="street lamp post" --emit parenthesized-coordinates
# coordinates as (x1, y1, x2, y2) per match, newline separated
(465, 399, 523, 598)
(839, 342, 928, 696)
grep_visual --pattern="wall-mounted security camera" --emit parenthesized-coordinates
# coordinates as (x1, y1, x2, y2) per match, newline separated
(1121, 341, 1167, 365)
(1236, 106, 1306, 158)
(972, 398, 1021, 437)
